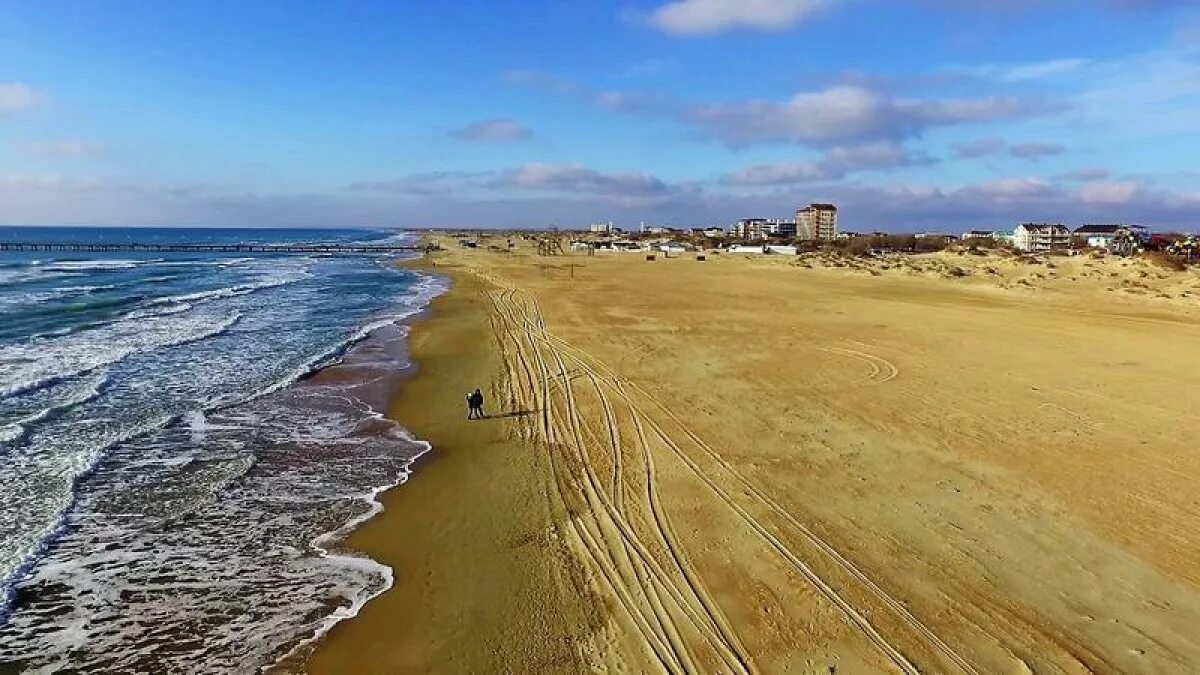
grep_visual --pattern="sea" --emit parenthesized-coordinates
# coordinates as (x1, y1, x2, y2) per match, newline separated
(0, 226, 447, 672)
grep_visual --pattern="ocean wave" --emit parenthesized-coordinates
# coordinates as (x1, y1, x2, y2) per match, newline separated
(147, 269, 310, 308)
(0, 369, 430, 673)
(0, 411, 177, 618)
(0, 370, 109, 446)
(0, 285, 114, 310)
(245, 271, 448, 404)
(0, 311, 243, 399)
(41, 260, 157, 272)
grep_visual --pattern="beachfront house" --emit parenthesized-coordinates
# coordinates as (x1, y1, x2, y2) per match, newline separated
(1013, 223, 1071, 252)
(1074, 224, 1120, 248)
(1075, 224, 1148, 249)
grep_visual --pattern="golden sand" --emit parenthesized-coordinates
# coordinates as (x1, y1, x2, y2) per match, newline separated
(310, 242, 1200, 673)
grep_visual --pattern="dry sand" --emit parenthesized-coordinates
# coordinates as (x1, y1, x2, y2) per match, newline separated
(310, 242, 1200, 673)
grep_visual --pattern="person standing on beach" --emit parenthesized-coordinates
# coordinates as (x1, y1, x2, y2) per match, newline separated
(471, 388, 485, 419)
(466, 391, 478, 420)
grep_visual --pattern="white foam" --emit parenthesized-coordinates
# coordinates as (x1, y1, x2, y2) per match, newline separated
(268, 436, 432, 673)
(0, 370, 108, 445)
(148, 269, 309, 307)
(0, 311, 243, 398)
(41, 260, 147, 272)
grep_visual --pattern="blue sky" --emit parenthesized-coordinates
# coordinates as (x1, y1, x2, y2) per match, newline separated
(1, 0, 1198, 230)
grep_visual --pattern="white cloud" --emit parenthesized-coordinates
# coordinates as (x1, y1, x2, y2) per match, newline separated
(1081, 180, 1142, 204)
(19, 138, 108, 158)
(648, 0, 830, 35)
(491, 163, 669, 197)
(685, 85, 1035, 147)
(0, 83, 42, 113)
(723, 141, 936, 186)
(965, 58, 1093, 83)
(348, 171, 490, 195)
(449, 118, 532, 142)
(722, 161, 833, 185)
(823, 140, 936, 171)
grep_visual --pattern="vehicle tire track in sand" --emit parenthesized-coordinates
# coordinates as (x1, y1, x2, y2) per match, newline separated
(486, 288, 687, 671)
(526, 294, 755, 674)
(485, 285, 754, 673)
(487, 282, 918, 672)
(568, 343, 974, 674)
(503, 288, 752, 673)
(491, 280, 977, 675)
(817, 345, 900, 385)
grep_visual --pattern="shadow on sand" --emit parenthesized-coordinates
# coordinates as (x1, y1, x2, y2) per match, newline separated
(479, 409, 537, 421)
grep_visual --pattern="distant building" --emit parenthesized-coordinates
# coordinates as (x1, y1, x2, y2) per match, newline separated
(640, 222, 678, 235)
(700, 227, 726, 238)
(733, 218, 794, 240)
(961, 230, 996, 241)
(914, 232, 958, 247)
(1075, 224, 1148, 248)
(1013, 223, 1071, 252)
(797, 203, 838, 241)
(772, 219, 798, 238)
(728, 244, 768, 254)
(589, 221, 615, 234)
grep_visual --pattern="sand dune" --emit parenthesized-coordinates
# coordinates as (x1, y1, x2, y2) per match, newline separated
(312, 240, 1200, 673)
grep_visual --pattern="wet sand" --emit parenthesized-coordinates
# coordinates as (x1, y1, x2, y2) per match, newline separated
(308, 265, 603, 673)
(310, 244, 1200, 673)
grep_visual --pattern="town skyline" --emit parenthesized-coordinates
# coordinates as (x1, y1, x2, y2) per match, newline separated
(2, 1, 1199, 230)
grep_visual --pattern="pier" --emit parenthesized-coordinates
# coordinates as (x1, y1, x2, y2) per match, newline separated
(0, 242, 441, 254)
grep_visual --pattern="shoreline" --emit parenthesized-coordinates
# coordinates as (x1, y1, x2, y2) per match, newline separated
(306, 256, 603, 673)
(262, 263, 451, 672)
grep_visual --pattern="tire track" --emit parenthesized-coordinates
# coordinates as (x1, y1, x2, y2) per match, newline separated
(817, 345, 901, 385)
(485, 285, 754, 673)
(486, 276, 977, 674)
(502, 289, 748, 672)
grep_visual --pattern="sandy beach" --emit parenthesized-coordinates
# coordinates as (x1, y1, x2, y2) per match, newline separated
(310, 242, 1200, 673)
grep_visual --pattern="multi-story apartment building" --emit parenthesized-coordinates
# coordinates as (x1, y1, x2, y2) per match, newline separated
(733, 218, 796, 240)
(796, 203, 838, 241)
(1012, 223, 1072, 252)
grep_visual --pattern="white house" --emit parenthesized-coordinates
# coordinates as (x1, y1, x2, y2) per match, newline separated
(1013, 223, 1071, 252)
(1075, 224, 1148, 248)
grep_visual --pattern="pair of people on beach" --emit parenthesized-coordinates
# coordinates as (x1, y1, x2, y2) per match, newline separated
(466, 388, 485, 420)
